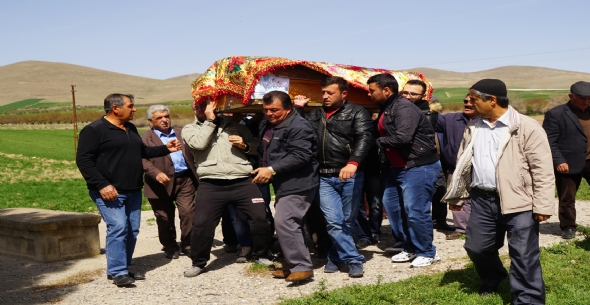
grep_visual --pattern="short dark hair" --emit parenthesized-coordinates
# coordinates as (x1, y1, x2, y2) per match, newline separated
(321, 76, 348, 92)
(104, 93, 134, 114)
(262, 91, 292, 109)
(367, 73, 398, 94)
(405, 79, 427, 95)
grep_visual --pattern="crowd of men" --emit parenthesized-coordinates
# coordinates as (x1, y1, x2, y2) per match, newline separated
(76, 77, 590, 305)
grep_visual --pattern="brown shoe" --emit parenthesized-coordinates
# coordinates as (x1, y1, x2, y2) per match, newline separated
(285, 271, 314, 282)
(271, 269, 290, 278)
(446, 232, 464, 240)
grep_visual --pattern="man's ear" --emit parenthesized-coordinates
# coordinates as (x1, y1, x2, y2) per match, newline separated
(341, 90, 348, 100)
(489, 96, 498, 106)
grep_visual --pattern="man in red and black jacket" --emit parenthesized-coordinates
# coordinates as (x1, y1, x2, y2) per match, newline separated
(367, 73, 442, 268)
(294, 76, 373, 278)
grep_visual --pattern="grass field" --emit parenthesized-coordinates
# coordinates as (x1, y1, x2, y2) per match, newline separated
(280, 230, 590, 305)
(0, 98, 45, 111)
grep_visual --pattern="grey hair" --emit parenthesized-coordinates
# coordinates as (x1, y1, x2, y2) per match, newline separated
(471, 89, 509, 108)
(104, 93, 134, 114)
(146, 105, 170, 119)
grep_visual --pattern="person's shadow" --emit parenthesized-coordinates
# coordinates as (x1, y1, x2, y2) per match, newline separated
(438, 263, 512, 304)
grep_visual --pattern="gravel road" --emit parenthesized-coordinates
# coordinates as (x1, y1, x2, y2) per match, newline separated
(1, 199, 582, 305)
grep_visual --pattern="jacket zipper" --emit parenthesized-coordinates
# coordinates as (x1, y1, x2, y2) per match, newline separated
(322, 115, 327, 168)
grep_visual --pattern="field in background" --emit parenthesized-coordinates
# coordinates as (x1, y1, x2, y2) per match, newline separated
(435, 87, 568, 113)
(0, 99, 195, 126)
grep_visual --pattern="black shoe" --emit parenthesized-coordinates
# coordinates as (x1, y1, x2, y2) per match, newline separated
(107, 272, 145, 281)
(562, 228, 576, 240)
(165, 250, 180, 259)
(478, 285, 498, 296)
(181, 248, 191, 256)
(355, 238, 373, 249)
(371, 234, 380, 243)
(223, 244, 240, 253)
(112, 274, 135, 286)
(434, 222, 455, 232)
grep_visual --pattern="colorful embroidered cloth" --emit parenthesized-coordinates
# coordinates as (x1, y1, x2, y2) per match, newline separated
(192, 56, 433, 106)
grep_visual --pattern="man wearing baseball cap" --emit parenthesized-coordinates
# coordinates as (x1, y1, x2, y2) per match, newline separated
(543, 81, 590, 239)
(444, 79, 554, 303)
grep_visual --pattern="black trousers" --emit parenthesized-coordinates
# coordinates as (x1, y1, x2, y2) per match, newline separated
(431, 169, 448, 225)
(190, 178, 271, 267)
(556, 159, 590, 230)
(465, 189, 545, 305)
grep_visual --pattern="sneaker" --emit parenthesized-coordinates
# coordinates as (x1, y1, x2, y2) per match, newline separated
(355, 238, 372, 249)
(324, 260, 342, 273)
(446, 232, 465, 240)
(255, 258, 275, 267)
(562, 228, 576, 240)
(384, 242, 405, 255)
(410, 253, 441, 268)
(235, 246, 252, 263)
(391, 251, 416, 262)
(184, 266, 206, 278)
(348, 263, 364, 278)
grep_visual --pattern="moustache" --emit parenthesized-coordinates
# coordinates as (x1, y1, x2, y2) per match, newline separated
(464, 106, 475, 110)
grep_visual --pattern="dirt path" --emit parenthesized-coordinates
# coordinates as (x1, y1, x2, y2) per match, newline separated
(0, 200, 583, 305)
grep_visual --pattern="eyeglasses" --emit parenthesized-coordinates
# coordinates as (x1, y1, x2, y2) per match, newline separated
(463, 99, 469, 104)
(400, 91, 423, 97)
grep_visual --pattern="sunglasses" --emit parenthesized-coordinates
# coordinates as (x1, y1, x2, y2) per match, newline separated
(400, 91, 423, 97)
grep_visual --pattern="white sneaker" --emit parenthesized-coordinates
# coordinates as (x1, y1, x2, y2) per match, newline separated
(391, 251, 416, 262)
(410, 253, 441, 267)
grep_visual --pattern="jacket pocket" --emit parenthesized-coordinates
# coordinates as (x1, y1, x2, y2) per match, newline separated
(199, 160, 217, 167)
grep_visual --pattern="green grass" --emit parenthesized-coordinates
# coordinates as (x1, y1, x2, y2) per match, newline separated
(34, 101, 72, 108)
(0, 130, 78, 161)
(280, 232, 590, 305)
(434, 88, 568, 104)
(0, 98, 45, 111)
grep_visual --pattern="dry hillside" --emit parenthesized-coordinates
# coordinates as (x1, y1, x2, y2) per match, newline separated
(412, 66, 590, 89)
(1, 60, 589, 106)
(0, 61, 199, 106)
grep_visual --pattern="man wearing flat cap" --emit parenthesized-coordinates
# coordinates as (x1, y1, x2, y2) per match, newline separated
(444, 79, 554, 304)
(543, 81, 590, 240)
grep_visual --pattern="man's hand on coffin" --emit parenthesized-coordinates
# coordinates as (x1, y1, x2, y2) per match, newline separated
(293, 95, 310, 107)
(205, 99, 217, 120)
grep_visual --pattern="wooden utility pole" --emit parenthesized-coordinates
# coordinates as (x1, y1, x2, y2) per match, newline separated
(71, 85, 79, 156)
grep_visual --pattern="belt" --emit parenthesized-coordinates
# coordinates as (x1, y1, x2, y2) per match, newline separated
(174, 171, 192, 178)
(472, 187, 498, 197)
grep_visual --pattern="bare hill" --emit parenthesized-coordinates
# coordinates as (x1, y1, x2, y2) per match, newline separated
(1, 61, 589, 107)
(0, 61, 200, 106)
(412, 66, 590, 89)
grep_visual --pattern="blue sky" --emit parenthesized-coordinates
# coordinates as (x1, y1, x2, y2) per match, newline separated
(1, 0, 589, 79)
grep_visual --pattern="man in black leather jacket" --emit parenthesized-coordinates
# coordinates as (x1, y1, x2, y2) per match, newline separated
(367, 73, 442, 268)
(401, 80, 455, 232)
(294, 76, 373, 278)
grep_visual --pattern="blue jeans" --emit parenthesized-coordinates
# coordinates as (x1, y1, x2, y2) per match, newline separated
(319, 171, 365, 264)
(90, 189, 142, 278)
(383, 161, 441, 257)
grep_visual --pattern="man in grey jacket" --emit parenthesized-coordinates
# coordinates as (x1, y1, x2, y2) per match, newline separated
(444, 79, 554, 304)
(182, 100, 271, 278)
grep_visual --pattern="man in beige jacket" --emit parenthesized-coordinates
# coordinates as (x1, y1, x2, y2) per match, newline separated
(444, 79, 554, 304)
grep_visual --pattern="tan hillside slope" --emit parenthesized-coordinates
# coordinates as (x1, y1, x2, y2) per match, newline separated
(1, 60, 589, 107)
(0, 61, 197, 106)
(412, 66, 590, 89)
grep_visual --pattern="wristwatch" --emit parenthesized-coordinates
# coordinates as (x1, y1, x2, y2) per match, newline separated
(268, 166, 276, 176)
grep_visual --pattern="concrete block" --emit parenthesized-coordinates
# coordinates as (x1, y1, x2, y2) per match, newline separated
(0, 208, 101, 262)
